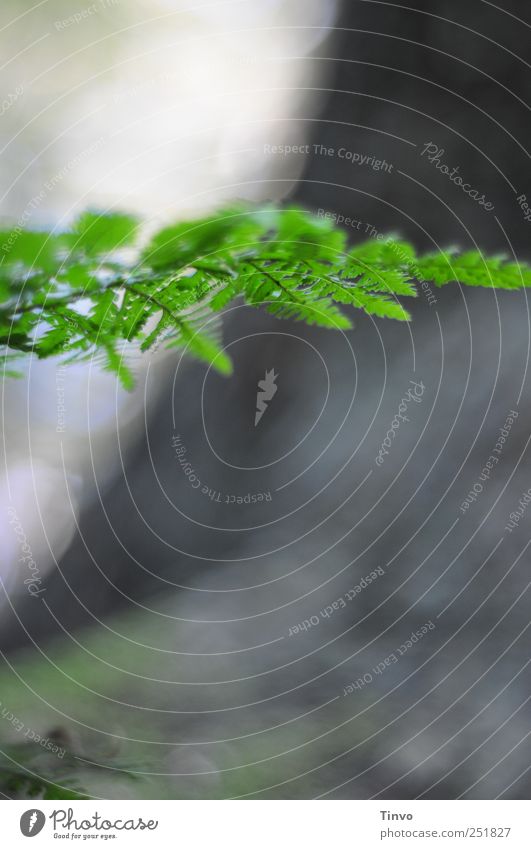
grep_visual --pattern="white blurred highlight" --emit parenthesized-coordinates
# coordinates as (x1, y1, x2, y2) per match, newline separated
(0, 0, 338, 602)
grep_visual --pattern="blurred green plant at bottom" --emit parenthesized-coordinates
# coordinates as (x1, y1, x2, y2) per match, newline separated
(0, 600, 376, 800)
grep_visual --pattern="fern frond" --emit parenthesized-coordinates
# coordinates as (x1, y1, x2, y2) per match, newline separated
(1, 204, 529, 387)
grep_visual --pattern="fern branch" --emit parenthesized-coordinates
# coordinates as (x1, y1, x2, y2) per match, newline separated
(1, 203, 530, 388)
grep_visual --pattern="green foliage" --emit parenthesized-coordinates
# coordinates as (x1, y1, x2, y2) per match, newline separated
(0, 738, 142, 800)
(1, 204, 530, 388)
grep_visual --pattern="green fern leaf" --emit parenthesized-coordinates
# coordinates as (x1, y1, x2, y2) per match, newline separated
(1, 203, 530, 386)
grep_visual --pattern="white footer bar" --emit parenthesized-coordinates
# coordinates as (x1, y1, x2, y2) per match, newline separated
(3, 800, 527, 847)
